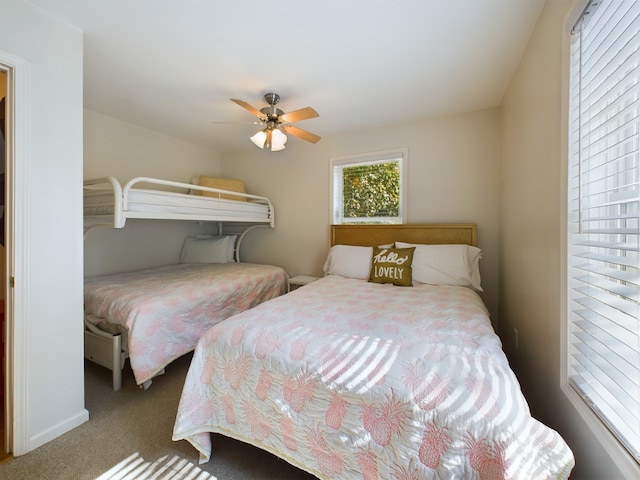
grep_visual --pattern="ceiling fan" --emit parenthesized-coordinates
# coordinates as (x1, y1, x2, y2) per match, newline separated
(230, 93, 321, 151)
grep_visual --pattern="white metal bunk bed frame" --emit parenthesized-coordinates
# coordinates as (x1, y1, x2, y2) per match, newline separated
(83, 176, 277, 390)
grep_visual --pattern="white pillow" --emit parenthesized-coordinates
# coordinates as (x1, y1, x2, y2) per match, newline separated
(323, 245, 374, 280)
(180, 235, 237, 264)
(197, 234, 237, 261)
(395, 242, 482, 291)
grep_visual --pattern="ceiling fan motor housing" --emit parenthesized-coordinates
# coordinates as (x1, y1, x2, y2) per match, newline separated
(261, 93, 283, 118)
(264, 92, 280, 106)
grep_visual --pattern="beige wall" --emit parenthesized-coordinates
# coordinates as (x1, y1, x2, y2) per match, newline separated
(82, 107, 502, 320)
(84, 109, 222, 182)
(221, 108, 501, 322)
(500, 0, 631, 478)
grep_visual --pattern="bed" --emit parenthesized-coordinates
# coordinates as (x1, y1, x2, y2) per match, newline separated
(85, 261, 288, 390)
(172, 224, 575, 479)
(83, 175, 287, 390)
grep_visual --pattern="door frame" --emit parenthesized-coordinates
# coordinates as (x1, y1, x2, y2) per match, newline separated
(0, 49, 30, 456)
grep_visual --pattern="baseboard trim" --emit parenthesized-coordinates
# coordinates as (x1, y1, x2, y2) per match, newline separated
(26, 409, 89, 454)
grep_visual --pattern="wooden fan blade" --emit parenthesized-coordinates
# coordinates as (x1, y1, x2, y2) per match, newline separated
(283, 125, 321, 144)
(212, 120, 262, 125)
(279, 106, 319, 123)
(231, 99, 265, 119)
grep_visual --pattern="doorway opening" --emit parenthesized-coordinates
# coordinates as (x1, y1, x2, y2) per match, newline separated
(0, 65, 10, 462)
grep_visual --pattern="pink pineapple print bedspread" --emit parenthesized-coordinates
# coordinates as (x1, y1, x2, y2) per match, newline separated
(173, 275, 575, 479)
(84, 262, 288, 385)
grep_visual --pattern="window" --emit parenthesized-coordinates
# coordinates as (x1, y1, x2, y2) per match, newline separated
(567, 0, 640, 464)
(331, 149, 407, 224)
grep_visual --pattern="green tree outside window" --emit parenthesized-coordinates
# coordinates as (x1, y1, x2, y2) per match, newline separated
(342, 162, 400, 219)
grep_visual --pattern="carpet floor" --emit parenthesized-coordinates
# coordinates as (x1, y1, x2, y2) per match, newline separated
(0, 354, 317, 480)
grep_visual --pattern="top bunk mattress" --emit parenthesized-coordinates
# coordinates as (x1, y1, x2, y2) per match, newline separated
(84, 188, 271, 219)
(83, 176, 274, 227)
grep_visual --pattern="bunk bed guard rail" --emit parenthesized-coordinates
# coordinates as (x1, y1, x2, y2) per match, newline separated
(83, 176, 275, 235)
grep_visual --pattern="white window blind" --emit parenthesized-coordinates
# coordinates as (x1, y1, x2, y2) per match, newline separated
(567, 0, 640, 463)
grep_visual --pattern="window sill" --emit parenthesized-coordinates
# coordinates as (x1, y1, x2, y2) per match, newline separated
(561, 382, 640, 479)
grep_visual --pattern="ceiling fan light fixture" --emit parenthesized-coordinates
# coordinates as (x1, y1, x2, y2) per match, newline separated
(250, 127, 287, 152)
(250, 130, 266, 148)
(231, 93, 319, 150)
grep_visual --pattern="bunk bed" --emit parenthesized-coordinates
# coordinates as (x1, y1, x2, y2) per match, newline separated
(172, 224, 575, 479)
(83, 176, 287, 391)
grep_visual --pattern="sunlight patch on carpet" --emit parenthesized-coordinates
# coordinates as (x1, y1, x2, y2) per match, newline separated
(95, 452, 216, 480)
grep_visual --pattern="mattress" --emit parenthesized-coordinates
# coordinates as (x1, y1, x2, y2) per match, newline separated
(172, 275, 574, 479)
(84, 262, 288, 385)
(84, 188, 271, 220)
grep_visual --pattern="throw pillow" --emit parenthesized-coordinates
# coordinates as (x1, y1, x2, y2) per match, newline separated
(368, 246, 415, 286)
(195, 176, 247, 202)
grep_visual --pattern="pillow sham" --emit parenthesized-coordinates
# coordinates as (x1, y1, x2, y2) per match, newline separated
(368, 246, 415, 287)
(323, 245, 374, 280)
(194, 176, 247, 202)
(180, 235, 237, 264)
(395, 242, 482, 291)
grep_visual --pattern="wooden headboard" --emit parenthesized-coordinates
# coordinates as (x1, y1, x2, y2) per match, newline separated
(331, 224, 477, 247)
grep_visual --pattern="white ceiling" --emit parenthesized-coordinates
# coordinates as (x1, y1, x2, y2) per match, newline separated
(28, 0, 545, 152)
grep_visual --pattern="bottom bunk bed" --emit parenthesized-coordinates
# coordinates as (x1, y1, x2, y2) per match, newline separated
(84, 260, 288, 391)
(172, 224, 574, 479)
(83, 175, 285, 390)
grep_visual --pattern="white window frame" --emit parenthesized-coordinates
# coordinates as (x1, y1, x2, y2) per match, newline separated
(330, 148, 408, 225)
(562, 1, 640, 477)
